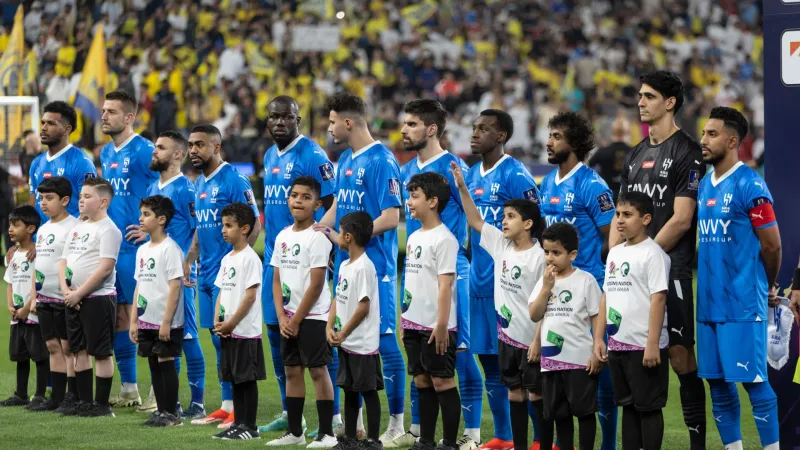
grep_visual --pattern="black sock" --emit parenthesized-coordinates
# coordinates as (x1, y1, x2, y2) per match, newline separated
(344, 390, 359, 439)
(532, 400, 553, 449)
(95, 376, 113, 406)
(67, 376, 77, 395)
(640, 410, 664, 450)
(75, 368, 93, 403)
(555, 417, 575, 450)
(436, 387, 461, 446)
(232, 383, 245, 426)
(15, 360, 30, 398)
(317, 399, 334, 437)
(35, 360, 49, 397)
(286, 396, 305, 437)
(577, 414, 596, 450)
(622, 405, 643, 450)
(242, 381, 258, 430)
(510, 400, 529, 450)
(362, 390, 381, 441)
(159, 361, 178, 416)
(678, 371, 706, 449)
(418, 387, 439, 445)
(149, 356, 164, 411)
(51, 371, 67, 403)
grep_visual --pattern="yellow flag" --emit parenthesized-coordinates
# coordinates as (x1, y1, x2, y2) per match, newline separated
(299, 0, 334, 20)
(401, 0, 437, 28)
(0, 6, 24, 95)
(74, 25, 108, 123)
(244, 41, 274, 77)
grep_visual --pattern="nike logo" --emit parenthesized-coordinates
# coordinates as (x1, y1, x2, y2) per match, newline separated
(384, 375, 395, 382)
(754, 414, 769, 422)
(688, 425, 700, 433)
(751, 212, 764, 220)
(671, 327, 683, 337)
(736, 361, 750, 371)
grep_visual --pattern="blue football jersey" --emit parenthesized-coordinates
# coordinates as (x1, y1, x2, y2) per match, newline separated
(697, 162, 775, 323)
(466, 155, 539, 298)
(29, 145, 96, 223)
(334, 142, 402, 279)
(147, 174, 197, 257)
(263, 135, 336, 263)
(100, 134, 158, 254)
(538, 163, 615, 284)
(194, 162, 260, 287)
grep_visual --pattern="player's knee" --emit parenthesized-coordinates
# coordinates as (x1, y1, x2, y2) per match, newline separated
(431, 376, 455, 392)
(46, 339, 63, 355)
(742, 382, 776, 406)
(708, 379, 738, 407)
(507, 387, 525, 402)
(667, 346, 696, 374)
(308, 366, 328, 382)
(285, 365, 303, 381)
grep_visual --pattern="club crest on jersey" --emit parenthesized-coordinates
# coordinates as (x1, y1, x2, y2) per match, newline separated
(57, 168, 65, 176)
(356, 168, 366, 185)
(722, 193, 733, 213)
(123, 157, 130, 173)
(564, 192, 575, 211)
(284, 163, 294, 179)
(489, 182, 501, 201)
(210, 187, 219, 203)
(660, 158, 672, 177)
(642, 160, 655, 169)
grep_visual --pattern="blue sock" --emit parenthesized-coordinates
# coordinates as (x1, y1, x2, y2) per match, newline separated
(330, 347, 340, 415)
(528, 400, 539, 441)
(708, 379, 742, 445)
(478, 354, 512, 441)
(183, 337, 206, 405)
(456, 351, 482, 430)
(174, 355, 181, 375)
(379, 334, 406, 414)
(743, 382, 779, 447)
(410, 379, 419, 426)
(597, 365, 618, 450)
(267, 327, 287, 411)
(114, 330, 137, 384)
(209, 330, 232, 402)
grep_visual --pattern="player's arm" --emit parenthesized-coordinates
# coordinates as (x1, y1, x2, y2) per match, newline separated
(288, 267, 326, 326)
(68, 258, 116, 303)
(184, 231, 199, 285)
(28, 163, 36, 206)
(372, 207, 399, 237)
(653, 196, 696, 253)
(341, 296, 370, 340)
(755, 224, 781, 290)
(129, 285, 140, 343)
(160, 278, 181, 340)
(319, 198, 337, 228)
(450, 161, 485, 232)
(644, 290, 667, 367)
(247, 220, 261, 246)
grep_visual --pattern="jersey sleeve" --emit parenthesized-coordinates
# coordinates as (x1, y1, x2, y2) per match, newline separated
(182, 183, 198, 231)
(243, 253, 263, 290)
(372, 155, 402, 212)
(214, 257, 226, 288)
(3, 263, 12, 283)
(582, 173, 615, 227)
(136, 141, 159, 185)
(98, 225, 122, 261)
(436, 235, 458, 276)
(309, 149, 337, 198)
(672, 143, 705, 199)
(478, 223, 504, 258)
(645, 248, 670, 296)
(585, 274, 602, 316)
(528, 278, 545, 306)
(230, 171, 261, 218)
(508, 165, 539, 203)
(133, 247, 143, 281)
(163, 244, 184, 281)
(619, 151, 631, 196)
(28, 157, 38, 195)
(355, 264, 374, 303)
(269, 233, 282, 268)
(309, 232, 333, 269)
(741, 175, 776, 229)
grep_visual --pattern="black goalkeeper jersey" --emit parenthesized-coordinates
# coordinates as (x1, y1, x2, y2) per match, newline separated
(620, 129, 706, 280)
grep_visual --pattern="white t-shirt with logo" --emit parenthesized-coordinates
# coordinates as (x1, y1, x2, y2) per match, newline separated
(215, 245, 263, 338)
(604, 238, 670, 351)
(61, 217, 122, 296)
(480, 224, 545, 348)
(401, 224, 459, 331)
(530, 268, 601, 371)
(269, 225, 332, 322)
(35, 215, 80, 302)
(335, 254, 380, 355)
(4, 251, 37, 324)
(134, 237, 185, 329)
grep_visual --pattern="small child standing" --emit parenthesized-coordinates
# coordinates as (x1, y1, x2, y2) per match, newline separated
(212, 203, 265, 440)
(1, 205, 48, 408)
(596, 192, 670, 450)
(529, 223, 604, 450)
(129, 196, 185, 427)
(327, 211, 384, 450)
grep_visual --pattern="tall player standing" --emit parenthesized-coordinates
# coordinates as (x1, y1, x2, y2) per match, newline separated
(258, 96, 339, 436)
(185, 124, 261, 427)
(612, 71, 707, 449)
(392, 99, 483, 450)
(100, 90, 159, 408)
(696, 107, 781, 450)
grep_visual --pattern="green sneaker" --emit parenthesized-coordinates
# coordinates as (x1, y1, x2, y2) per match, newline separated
(309, 423, 347, 439)
(258, 412, 307, 433)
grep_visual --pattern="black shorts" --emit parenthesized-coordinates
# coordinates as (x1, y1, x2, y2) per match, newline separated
(281, 320, 332, 368)
(137, 328, 184, 358)
(337, 349, 384, 392)
(666, 278, 694, 347)
(220, 337, 267, 384)
(542, 369, 598, 420)
(10, 323, 48, 361)
(498, 341, 541, 393)
(37, 302, 68, 341)
(66, 295, 116, 357)
(608, 349, 669, 411)
(403, 329, 457, 379)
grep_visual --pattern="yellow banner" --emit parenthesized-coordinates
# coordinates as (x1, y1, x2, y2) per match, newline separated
(299, 0, 334, 20)
(244, 41, 274, 77)
(0, 5, 23, 96)
(74, 25, 108, 123)
(401, 0, 438, 28)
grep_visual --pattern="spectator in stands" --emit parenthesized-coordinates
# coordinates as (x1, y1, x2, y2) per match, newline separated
(589, 116, 632, 200)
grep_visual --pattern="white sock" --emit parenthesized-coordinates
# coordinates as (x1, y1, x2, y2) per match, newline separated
(221, 400, 234, 412)
(764, 443, 779, 450)
(464, 428, 480, 443)
(724, 441, 743, 450)
(409, 424, 420, 436)
(333, 414, 342, 425)
(148, 386, 155, 398)
(356, 407, 364, 430)
(121, 382, 138, 394)
(388, 413, 405, 432)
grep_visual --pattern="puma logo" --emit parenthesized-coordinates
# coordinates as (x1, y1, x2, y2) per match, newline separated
(486, 390, 494, 398)
(714, 415, 722, 423)
(189, 381, 200, 388)
(598, 412, 610, 420)
(629, 165, 634, 171)
(751, 212, 764, 220)
(736, 361, 750, 371)
(671, 327, 683, 337)
(462, 405, 472, 412)
(384, 375, 395, 383)
(754, 182, 763, 188)
(694, 160, 701, 165)
(754, 414, 769, 422)
(688, 425, 700, 433)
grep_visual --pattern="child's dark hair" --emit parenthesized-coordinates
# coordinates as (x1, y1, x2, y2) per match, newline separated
(503, 199, 542, 237)
(140, 195, 176, 228)
(221, 203, 256, 237)
(37, 176, 73, 200)
(290, 175, 322, 199)
(617, 191, 654, 218)
(82, 177, 115, 198)
(9, 205, 41, 234)
(406, 172, 450, 213)
(542, 222, 580, 253)
(340, 211, 373, 248)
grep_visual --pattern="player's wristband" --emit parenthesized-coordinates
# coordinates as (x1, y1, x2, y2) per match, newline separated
(793, 268, 800, 290)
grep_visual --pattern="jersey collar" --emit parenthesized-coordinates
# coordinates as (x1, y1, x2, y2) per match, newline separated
(710, 161, 744, 187)
(45, 144, 73, 162)
(352, 140, 381, 159)
(555, 162, 583, 186)
(204, 161, 228, 182)
(158, 173, 184, 190)
(276, 134, 305, 157)
(479, 154, 509, 177)
(113, 133, 139, 153)
(416, 150, 448, 170)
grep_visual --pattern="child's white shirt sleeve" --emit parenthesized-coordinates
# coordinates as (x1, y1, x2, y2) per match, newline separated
(645, 248, 670, 296)
(243, 252, 262, 290)
(309, 231, 332, 269)
(98, 224, 122, 261)
(478, 223, 504, 259)
(436, 236, 458, 276)
(163, 244, 184, 281)
(585, 275, 602, 316)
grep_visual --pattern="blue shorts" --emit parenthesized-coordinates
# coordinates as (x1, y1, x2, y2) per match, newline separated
(470, 294, 497, 355)
(183, 284, 199, 339)
(698, 321, 767, 383)
(262, 264, 279, 326)
(198, 284, 220, 330)
(114, 252, 136, 305)
(379, 278, 397, 335)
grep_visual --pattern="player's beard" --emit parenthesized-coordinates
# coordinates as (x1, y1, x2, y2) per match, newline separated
(149, 157, 170, 172)
(547, 148, 570, 165)
(403, 136, 428, 152)
(41, 132, 63, 147)
(190, 154, 210, 170)
(102, 123, 125, 137)
(703, 148, 726, 166)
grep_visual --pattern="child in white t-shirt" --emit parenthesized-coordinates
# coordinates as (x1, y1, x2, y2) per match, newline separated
(528, 223, 604, 450)
(129, 195, 185, 427)
(326, 211, 383, 447)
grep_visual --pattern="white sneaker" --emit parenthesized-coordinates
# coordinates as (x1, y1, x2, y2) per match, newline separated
(455, 436, 479, 450)
(380, 428, 406, 447)
(307, 434, 338, 448)
(266, 432, 306, 446)
(332, 422, 344, 437)
(390, 432, 418, 448)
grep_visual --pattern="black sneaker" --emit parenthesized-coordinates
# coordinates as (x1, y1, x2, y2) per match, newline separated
(143, 411, 164, 427)
(28, 397, 60, 411)
(223, 424, 260, 440)
(332, 436, 358, 450)
(24, 395, 46, 410)
(78, 402, 115, 417)
(361, 438, 384, 450)
(57, 399, 86, 416)
(434, 444, 457, 450)
(159, 412, 183, 427)
(410, 440, 437, 450)
(212, 425, 240, 440)
(0, 393, 29, 407)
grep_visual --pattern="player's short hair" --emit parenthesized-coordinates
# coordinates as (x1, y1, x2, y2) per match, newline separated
(190, 124, 222, 142)
(542, 222, 579, 253)
(105, 90, 138, 115)
(639, 71, 684, 113)
(479, 109, 514, 143)
(158, 130, 189, 152)
(617, 191, 654, 218)
(290, 176, 322, 199)
(22, 129, 35, 139)
(37, 176, 73, 200)
(82, 177, 115, 199)
(9, 205, 41, 234)
(709, 106, 749, 142)
(140, 195, 176, 228)
(326, 93, 367, 118)
(504, 199, 542, 237)
(406, 172, 451, 214)
(221, 203, 256, 237)
(547, 111, 595, 161)
(269, 95, 299, 110)
(340, 211, 373, 248)
(404, 99, 447, 137)
(43, 101, 78, 132)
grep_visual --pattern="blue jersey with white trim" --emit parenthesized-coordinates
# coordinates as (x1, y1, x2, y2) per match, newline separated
(29, 145, 96, 223)
(147, 175, 197, 257)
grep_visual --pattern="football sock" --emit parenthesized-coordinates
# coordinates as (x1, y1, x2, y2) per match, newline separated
(363, 389, 381, 440)
(379, 334, 405, 415)
(621, 405, 643, 450)
(232, 382, 245, 426)
(555, 417, 574, 450)
(329, 348, 340, 416)
(148, 356, 164, 411)
(409, 380, 419, 426)
(267, 326, 287, 411)
(317, 399, 334, 437)
(209, 331, 232, 401)
(597, 365, 618, 450)
(237, 380, 258, 429)
(640, 410, 664, 450)
(437, 387, 461, 447)
(578, 414, 597, 450)
(456, 351, 483, 433)
(679, 371, 707, 450)
(510, 400, 529, 450)
(95, 375, 113, 406)
(532, 399, 553, 450)
(34, 359, 49, 398)
(418, 387, 439, 446)
(182, 337, 206, 405)
(15, 360, 30, 399)
(708, 379, 742, 445)
(67, 376, 77, 395)
(51, 371, 67, 404)
(344, 390, 359, 439)
(114, 330, 137, 386)
(286, 396, 305, 437)
(75, 368, 93, 403)
(160, 361, 179, 416)
(478, 354, 512, 441)
(528, 399, 540, 441)
(743, 381, 779, 448)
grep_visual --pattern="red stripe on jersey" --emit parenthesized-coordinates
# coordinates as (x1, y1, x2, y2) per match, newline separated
(749, 202, 776, 229)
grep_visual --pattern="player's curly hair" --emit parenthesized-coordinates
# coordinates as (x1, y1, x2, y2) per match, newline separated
(221, 203, 256, 237)
(709, 107, 748, 142)
(43, 101, 78, 132)
(639, 71, 685, 113)
(406, 172, 451, 214)
(326, 93, 367, 117)
(547, 111, 596, 161)
(542, 222, 579, 253)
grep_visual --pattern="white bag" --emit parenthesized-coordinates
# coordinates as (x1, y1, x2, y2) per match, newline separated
(767, 299, 793, 370)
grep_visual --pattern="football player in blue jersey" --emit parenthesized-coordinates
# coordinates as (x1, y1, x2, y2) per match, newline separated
(697, 107, 781, 450)
(315, 93, 405, 443)
(99, 90, 159, 408)
(259, 96, 338, 436)
(391, 99, 483, 449)
(184, 124, 261, 428)
(539, 112, 617, 450)
(465, 110, 539, 450)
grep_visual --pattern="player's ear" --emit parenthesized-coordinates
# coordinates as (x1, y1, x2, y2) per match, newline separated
(642, 212, 652, 226)
(569, 249, 578, 261)
(61, 195, 70, 207)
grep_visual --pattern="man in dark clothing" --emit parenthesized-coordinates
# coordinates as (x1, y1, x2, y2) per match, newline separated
(589, 117, 632, 200)
(153, 83, 178, 135)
